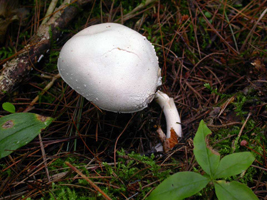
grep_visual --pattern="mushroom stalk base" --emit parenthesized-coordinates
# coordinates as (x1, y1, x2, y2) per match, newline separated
(155, 90, 182, 138)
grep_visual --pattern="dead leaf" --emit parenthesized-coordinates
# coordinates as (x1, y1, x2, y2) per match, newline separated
(251, 58, 266, 72)
(157, 127, 179, 152)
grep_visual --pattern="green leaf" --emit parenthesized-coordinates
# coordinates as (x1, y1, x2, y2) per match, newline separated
(147, 172, 210, 200)
(214, 180, 258, 200)
(0, 113, 53, 159)
(214, 152, 255, 179)
(2, 102, 16, 113)
(193, 120, 220, 177)
(204, 11, 212, 18)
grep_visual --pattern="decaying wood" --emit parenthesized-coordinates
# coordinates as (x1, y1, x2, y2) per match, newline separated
(0, 0, 92, 100)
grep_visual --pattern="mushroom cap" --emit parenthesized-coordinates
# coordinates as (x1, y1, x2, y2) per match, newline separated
(58, 23, 162, 113)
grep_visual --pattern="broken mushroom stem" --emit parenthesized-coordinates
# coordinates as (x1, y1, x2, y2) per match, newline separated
(155, 90, 182, 138)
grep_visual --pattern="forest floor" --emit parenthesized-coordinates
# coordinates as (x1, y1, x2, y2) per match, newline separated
(0, 0, 267, 199)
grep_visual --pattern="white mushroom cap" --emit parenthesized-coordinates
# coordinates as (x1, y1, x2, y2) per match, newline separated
(58, 22, 182, 145)
(58, 23, 162, 113)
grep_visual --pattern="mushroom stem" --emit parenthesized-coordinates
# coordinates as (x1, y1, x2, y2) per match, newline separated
(155, 90, 182, 138)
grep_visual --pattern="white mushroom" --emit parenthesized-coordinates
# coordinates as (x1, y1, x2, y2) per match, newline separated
(57, 23, 182, 142)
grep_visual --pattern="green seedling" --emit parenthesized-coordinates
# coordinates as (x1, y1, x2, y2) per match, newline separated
(2, 102, 16, 113)
(148, 120, 258, 200)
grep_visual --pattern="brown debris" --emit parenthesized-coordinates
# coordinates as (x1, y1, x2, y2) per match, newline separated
(157, 127, 179, 152)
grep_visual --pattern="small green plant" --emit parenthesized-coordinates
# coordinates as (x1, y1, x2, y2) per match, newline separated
(148, 120, 258, 200)
(0, 47, 14, 59)
(24, 182, 93, 200)
(204, 83, 229, 98)
(2, 102, 16, 113)
(101, 149, 171, 198)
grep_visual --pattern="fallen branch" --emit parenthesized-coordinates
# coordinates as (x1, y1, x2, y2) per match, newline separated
(0, 0, 92, 100)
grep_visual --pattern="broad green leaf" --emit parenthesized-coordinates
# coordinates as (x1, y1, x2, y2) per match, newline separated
(214, 152, 255, 179)
(2, 102, 16, 113)
(0, 113, 53, 159)
(193, 120, 220, 177)
(214, 180, 258, 200)
(147, 172, 210, 200)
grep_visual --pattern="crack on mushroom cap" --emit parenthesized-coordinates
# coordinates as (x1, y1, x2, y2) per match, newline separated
(102, 47, 142, 61)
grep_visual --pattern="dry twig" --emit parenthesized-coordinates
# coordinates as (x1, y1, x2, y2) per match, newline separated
(65, 161, 112, 200)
